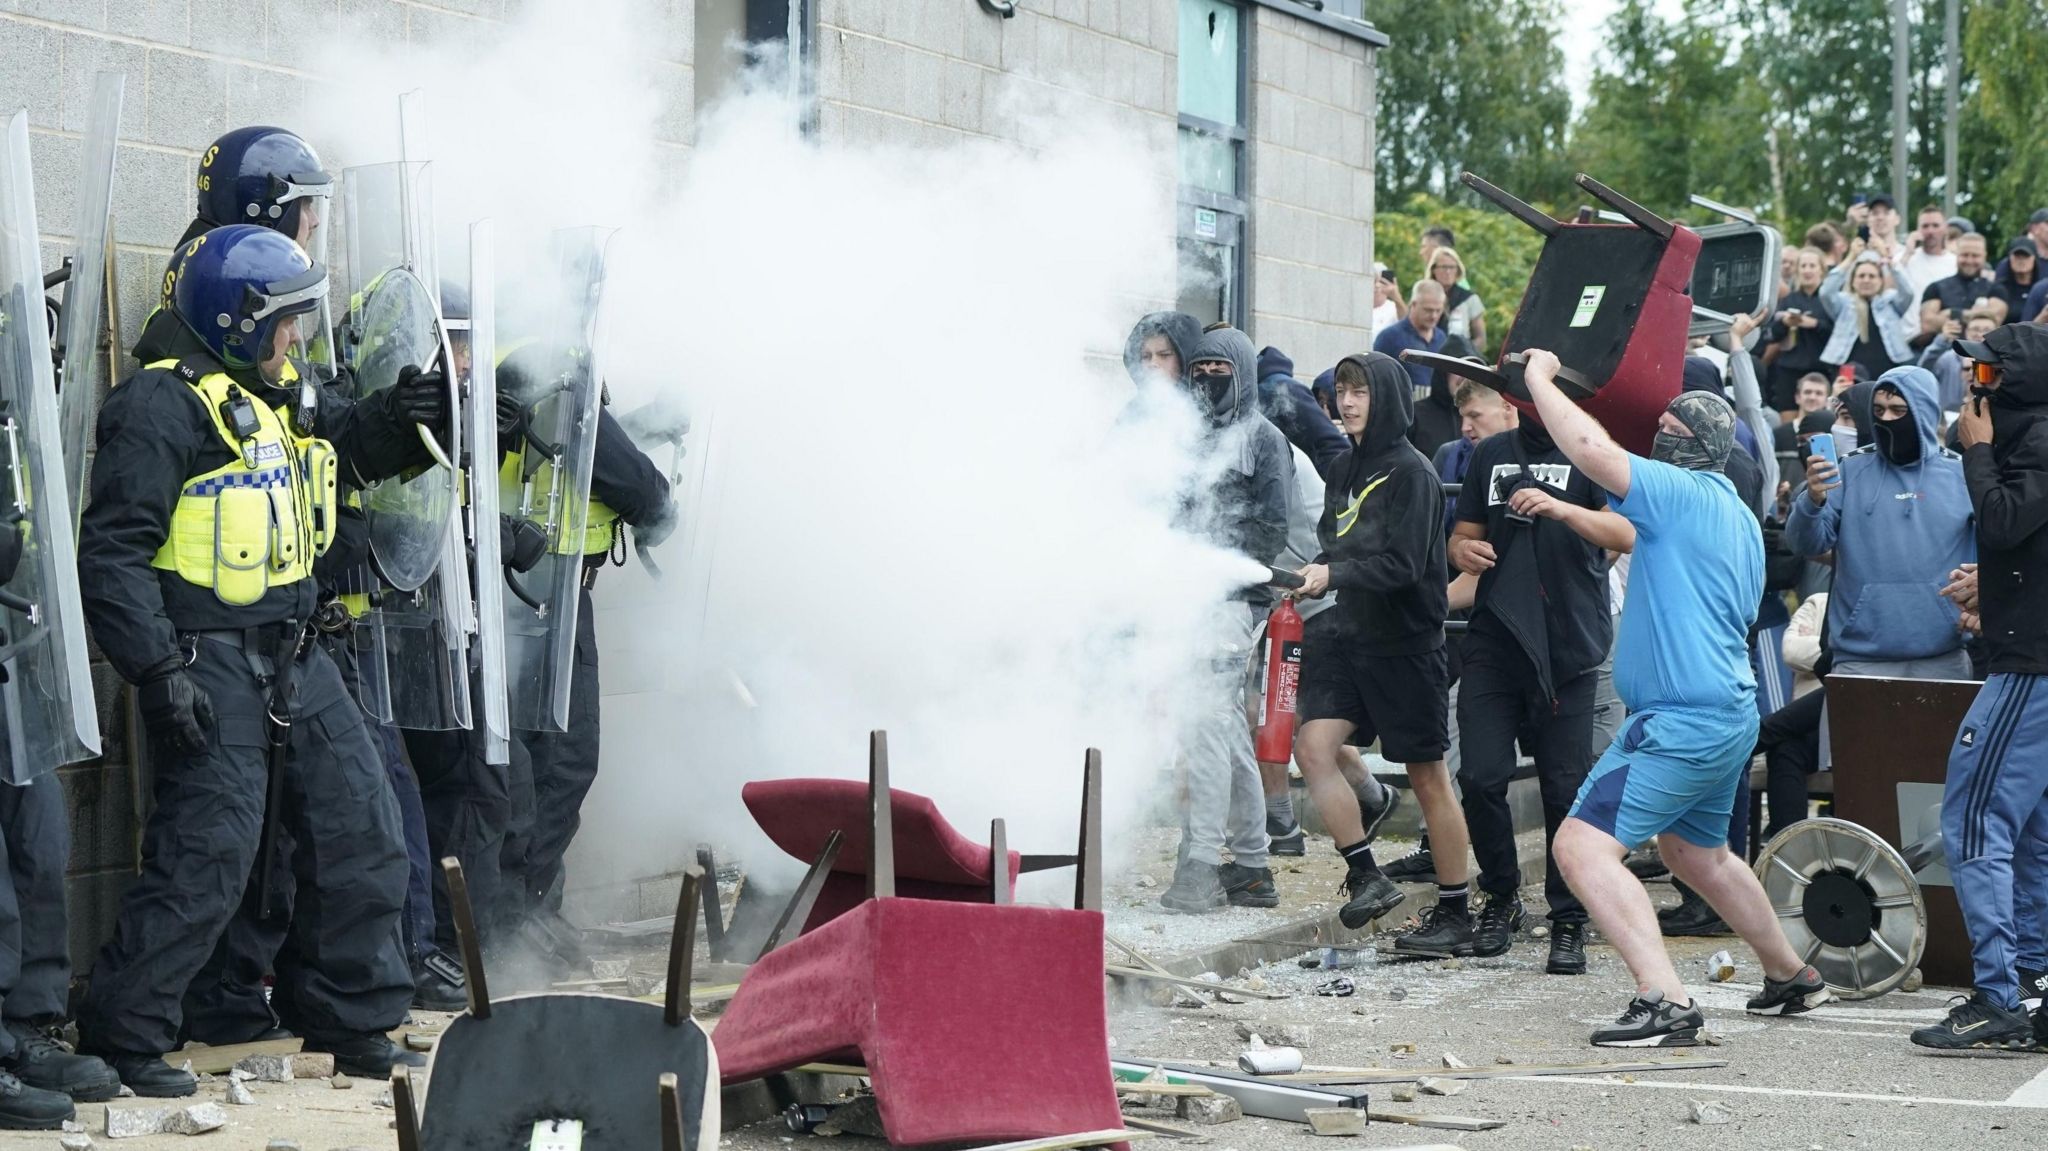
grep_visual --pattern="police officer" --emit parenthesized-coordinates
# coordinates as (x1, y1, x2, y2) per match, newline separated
(496, 345, 675, 967)
(75, 225, 433, 1095)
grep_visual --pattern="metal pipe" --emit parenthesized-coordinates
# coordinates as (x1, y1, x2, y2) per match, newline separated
(1943, 0, 1958, 214)
(1892, 0, 1910, 211)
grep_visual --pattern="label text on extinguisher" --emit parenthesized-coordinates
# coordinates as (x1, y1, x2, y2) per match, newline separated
(1274, 639, 1302, 716)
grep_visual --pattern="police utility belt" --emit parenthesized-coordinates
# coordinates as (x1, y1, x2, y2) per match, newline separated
(146, 357, 338, 607)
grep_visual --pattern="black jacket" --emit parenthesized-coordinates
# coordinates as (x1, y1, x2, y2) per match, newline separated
(78, 321, 430, 684)
(1316, 352, 1447, 656)
(1965, 383, 2048, 676)
(1255, 347, 1348, 480)
(499, 344, 675, 554)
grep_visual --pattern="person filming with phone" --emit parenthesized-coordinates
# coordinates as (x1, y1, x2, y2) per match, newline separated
(1783, 365, 1976, 682)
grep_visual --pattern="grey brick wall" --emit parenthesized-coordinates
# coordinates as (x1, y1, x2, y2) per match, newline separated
(1246, 1, 1373, 380)
(7, 0, 1377, 958)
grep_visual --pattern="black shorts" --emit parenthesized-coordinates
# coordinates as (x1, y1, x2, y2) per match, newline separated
(1299, 620, 1450, 763)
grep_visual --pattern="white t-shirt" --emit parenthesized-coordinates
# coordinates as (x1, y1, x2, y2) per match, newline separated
(1369, 299, 1399, 345)
(1903, 248, 1957, 296)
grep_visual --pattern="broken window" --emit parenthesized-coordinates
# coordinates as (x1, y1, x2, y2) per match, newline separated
(695, 0, 814, 125)
(1177, 0, 1247, 328)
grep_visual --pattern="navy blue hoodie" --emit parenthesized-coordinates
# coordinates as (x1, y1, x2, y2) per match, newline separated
(1256, 346, 1349, 479)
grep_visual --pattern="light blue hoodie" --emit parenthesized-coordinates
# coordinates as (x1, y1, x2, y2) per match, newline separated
(1784, 365, 1975, 662)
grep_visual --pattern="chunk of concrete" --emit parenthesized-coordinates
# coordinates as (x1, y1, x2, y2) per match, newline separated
(1303, 1108, 1367, 1136)
(1690, 1099, 1734, 1125)
(60, 1135, 93, 1151)
(290, 1052, 335, 1079)
(330, 1073, 353, 1090)
(1441, 1052, 1470, 1069)
(163, 1103, 227, 1135)
(1234, 1021, 1314, 1048)
(226, 1080, 256, 1106)
(1176, 1093, 1243, 1125)
(234, 1054, 293, 1083)
(1389, 1084, 1417, 1103)
(102, 1106, 173, 1138)
(264, 1141, 302, 1151)
(1418, 1076, 1467, 1097)
(590, 958, 631, 981)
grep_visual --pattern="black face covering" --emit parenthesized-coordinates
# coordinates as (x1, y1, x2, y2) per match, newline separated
(1193, 370, 1236, 423)
(1872, 412, 1921, 466)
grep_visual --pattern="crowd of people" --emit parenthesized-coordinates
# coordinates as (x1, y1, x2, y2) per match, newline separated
(1138, 199, 2048, 1056)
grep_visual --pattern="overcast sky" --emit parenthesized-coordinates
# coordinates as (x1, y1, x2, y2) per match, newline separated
(1559, 0, 1689, 113)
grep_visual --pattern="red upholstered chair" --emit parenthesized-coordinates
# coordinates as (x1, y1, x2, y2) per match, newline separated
(715, 733, 1124, 1148)
(1403, 172, 1704, 456)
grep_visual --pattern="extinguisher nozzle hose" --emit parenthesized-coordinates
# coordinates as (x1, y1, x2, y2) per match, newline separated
(1264, 566, 1306, 590)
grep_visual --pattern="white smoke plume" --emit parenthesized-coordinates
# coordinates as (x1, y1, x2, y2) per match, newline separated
(286, 0, 1266, 901)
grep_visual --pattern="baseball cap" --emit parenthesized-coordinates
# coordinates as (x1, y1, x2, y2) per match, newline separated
(1954, 323, 2048, 376)
(2030, 207, 2048, 226)
(1947, 215, 1975, 234)
(2010, 237, 2039, 258)
(1867, 192, 1896, 211)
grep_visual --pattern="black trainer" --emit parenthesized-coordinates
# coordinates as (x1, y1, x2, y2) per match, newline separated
(1382, 842, 1436, 884)
(413, 950, 470, 1013)
(1337, 866, 1405, 929)
(1590, 990, 1704, 1048)
(1355, 777, 1401, 844)
(2020, 965, 2048, 1014)
(302, 1035, 428, 1078)
(1624, 847, 1669, 881)
(1658, 888, 1731, 937)
(1159, 858, 1227, 914)
(1545, 920, 1588, 975)
(2032, 1005, 2048, 1054)
(3, 1027, 119, 1102)
(1266, 814, 1306, 857)
(1219, 862, 1279, 908)
(1910, 992, 2036, 1052)
(1745, 965, 1831, 1016)
(0, 1068, 73, 1130)
(1390, 905, 1477, 957)
(94, 1051, 196, 1098)
(1468, 894, 1523, 958)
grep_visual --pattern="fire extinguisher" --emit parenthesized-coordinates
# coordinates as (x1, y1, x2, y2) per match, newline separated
(1255, 594, 1305, 766)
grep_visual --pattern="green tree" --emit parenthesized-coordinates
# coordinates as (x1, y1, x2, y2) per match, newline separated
(1376, 193, 1552, 343)
(1958, 0, 2048, 247)
(1363, 0, 1575, 209)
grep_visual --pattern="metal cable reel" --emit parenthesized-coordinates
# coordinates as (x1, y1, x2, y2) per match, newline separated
(1754, 817, 1927, 1000)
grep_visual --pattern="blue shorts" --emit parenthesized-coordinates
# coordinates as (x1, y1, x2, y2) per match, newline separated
(1568, 706, 1759, 850)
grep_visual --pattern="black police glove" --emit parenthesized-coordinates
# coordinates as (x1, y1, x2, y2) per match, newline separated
(496, 392, 528, 455)
(634, 498, 679, 551)
(500, 515, 548, 573)
(392, 364, 449, 427)
(138, 658, 215, 756)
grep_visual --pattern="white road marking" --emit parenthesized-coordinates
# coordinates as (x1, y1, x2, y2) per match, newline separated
(2007, 1063, 2048, 1108)
(1503, 1073, 2048, 1110)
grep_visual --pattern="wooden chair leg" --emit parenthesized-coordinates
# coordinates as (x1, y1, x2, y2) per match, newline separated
(440, 857, 490, 1019)
(695, 846, 728, 962)
(392, 1066, 421, 1151)
(1075, 748, 1103, 912)
(667, 864, 702, 1026)
(1575, 172, 1674, 240)
(869, 730, 895, 899)
(990, 818, 1010, 905)
(756, 830, 844, 961)
(659, 1071, 685, 1151)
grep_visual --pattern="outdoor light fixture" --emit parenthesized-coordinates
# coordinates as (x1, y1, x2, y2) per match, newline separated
(977, 0, 1017, 17)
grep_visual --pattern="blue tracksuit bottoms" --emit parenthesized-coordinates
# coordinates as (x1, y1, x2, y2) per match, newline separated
(1943, 672, 2048, 1009)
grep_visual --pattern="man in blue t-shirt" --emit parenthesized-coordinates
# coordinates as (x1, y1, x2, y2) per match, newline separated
(1519, 349, 1831, 1049)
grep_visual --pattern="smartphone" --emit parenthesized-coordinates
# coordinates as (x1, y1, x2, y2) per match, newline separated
(1950, 307, 1964, 323)
(1857, 224, 1872, 242)
(1809, 433, 1839, 468)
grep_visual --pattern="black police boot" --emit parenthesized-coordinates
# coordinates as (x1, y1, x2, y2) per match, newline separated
(1545, 920, 1589, 975)
(1468, 894, 1524, 959)
(94, 1051, 196, 1098)
(301, 1035, 428, 1078)
(412, 950, 470, 1013)
(3, 1027, 120, 1102)
(1219, 862, 1279, 909)
(0, 1068, 73, 1130)
(1382, 837, 1436, 884)
(1158, 859, 1228, 914)
(1337, 865, 1405, 930)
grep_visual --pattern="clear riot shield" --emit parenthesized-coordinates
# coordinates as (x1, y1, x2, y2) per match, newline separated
(501, 227, 614, 732)
(343, 265, 454, 591)
(0, 112, 100, 779)
(467, 221, 510, 764)
(54, 72, 122, 528)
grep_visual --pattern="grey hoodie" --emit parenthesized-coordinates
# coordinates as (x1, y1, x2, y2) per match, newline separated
(1182, 327, 1296, 601)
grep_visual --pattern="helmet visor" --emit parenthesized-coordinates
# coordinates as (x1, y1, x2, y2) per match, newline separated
(253, 265, 334, 386)
(275, 180, 331, 266)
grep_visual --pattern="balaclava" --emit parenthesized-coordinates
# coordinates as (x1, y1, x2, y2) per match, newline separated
(1870, 383, 1921, 466)
(1651, 392, 1736, 472)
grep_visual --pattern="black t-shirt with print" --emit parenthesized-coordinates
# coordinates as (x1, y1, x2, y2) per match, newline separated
(1454, 428, 1615, 685)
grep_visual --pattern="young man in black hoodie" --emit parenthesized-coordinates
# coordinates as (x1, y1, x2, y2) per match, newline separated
(1295, 352, 1474, 948)
(1449, 415, 1634, 972)
(1914, 322, 2048, 1051)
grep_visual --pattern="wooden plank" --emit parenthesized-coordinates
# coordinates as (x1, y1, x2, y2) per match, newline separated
(1104, 933, 1175, 976)
(1272, 1057, 1729, 1085)
(1117, 1117, 1204, 1140)
(969, 1130, 1151, 1151)
(1113, 1081, 1213, 1098)
(1367, 1109, 1503, 1132)
(1104, 964, 1289, 1000)
(169, 1037, 300, 1075)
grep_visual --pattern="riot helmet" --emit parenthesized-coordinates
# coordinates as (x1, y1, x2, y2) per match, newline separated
(195, 126, 334, 265)
(171, 225, 329, 387)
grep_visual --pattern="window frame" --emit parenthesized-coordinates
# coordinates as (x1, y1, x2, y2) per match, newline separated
(1176, 0, 1251, 330)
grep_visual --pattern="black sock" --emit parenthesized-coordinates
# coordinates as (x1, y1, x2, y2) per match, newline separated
(1337, 840, 1377, 872)
(1437, 882, 1470, 916)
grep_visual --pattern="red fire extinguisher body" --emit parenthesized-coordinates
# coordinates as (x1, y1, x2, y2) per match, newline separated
(1255, 596, 1304, 766)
